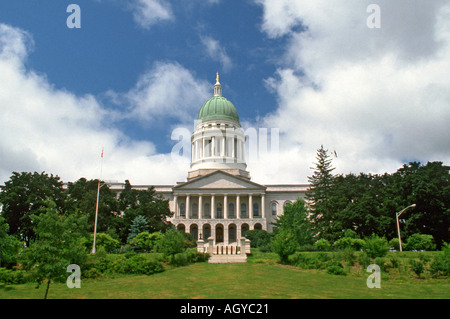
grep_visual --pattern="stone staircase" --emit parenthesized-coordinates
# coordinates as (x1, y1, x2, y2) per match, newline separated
(197, 237, 251, 264)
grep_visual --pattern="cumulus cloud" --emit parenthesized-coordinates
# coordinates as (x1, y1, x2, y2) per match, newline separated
(0, 23, 190, 185)
(112, 61, 210, 125)
(200, 35, 233, 72)
(248, 0, 450, 183)
(129, 0, 174, 29)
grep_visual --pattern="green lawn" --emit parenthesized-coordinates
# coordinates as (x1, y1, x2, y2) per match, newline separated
(1, 260, 449, 299)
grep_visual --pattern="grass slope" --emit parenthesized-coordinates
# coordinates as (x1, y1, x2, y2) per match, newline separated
(1, 262, 449, 299)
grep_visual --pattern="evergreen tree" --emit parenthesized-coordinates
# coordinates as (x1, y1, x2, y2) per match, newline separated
(127, 215, 149, 242)
(306, 145, 336, 240)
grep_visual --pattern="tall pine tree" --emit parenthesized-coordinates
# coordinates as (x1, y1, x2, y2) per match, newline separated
(306, 145, 336, 240)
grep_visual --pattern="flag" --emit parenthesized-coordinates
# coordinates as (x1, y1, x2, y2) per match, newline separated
(101, 148, 104, 158)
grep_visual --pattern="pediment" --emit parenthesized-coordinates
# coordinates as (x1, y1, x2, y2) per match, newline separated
(173, 170, 265, 191)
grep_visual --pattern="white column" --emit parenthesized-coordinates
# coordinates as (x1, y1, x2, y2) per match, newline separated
(261, 194, 266, 218)
(198, 195, 203, 219)
(249, 194, 253, 219)
(221, 136, 225, 157)
(211, 194, 215, 219)
(236, 195, 240, 219)
(224, 195, 228, 219)
(186, 195, 190, 219)
(173, 195, 178, 218)
(212, 136, 216, 156)
(202, 137, 206, 158)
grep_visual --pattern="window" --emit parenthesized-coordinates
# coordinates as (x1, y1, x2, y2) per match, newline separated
(271, 202, 277, 216)
(253, 203, 259, 217)
(180, 203, 185, 218)
(284, 200, 292, 207)
(241, 203, 247, 218)
(216, 203, 223, 219)
(192, 203, 198, 219)
(228, 203, 235, 218)
(204, 203, 211, 219)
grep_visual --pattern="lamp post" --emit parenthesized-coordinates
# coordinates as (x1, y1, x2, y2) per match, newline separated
(396, 204, 416, 252)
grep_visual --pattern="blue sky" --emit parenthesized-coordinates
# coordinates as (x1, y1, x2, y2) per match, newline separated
(0, 1, 449, 185)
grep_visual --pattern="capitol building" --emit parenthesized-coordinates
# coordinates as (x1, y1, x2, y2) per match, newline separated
(158, 74, 307, 248)
(111, 74, 308, 258)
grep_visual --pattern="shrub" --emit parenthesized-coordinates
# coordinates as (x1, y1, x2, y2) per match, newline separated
(334, 237, 365, 251)
(409, 259, 425, 278)
(363, 234, 389, 259)
(389, 238, 400, 251)
(158, 228, 186, 256)
(245, 229, 272, 248)
(130, 232, 164, 252)
(405, 234, 436, 251)
(127, 255, 164, 275)
(314, 239, 331, 251)
(429, 243, 450, 278)
(271, 229, 298, 264)
(0, 268, 30, 284)
(326, 260, 346, 276)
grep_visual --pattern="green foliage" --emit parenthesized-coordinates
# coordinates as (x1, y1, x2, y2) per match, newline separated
(271, 229, 298, 264)
(93, 233, 120, 253)
(0, 267, 31, 284)
(130, 231, 164, 252)
(326, 260, 346, 276)
(363, 234, 389, 259)
(0, 172, 66, 245)
(333, 237, 366, 251)
(405, 233, 436, 251)
(19, 201, 89, 298)
(314, 239, 331, 251)
(158, 228, 186, 256)
(244, 229, 272, 250)
(0, 217, 22, 267)
(429, 242, 450, 278)
(127, 215, 149, 242)
(389, 238, 400, 251)
(272, 198, 314, 247)
(409, 259, 425, 278)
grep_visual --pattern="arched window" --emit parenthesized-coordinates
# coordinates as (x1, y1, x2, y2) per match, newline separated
(241, 203, 247, 218)
(253, 203, 259, 217)
(271, 202, 277, 216)
(284, 200, 292, 207)
(180, 203, 185, 218)
(228, 203, 235, 218)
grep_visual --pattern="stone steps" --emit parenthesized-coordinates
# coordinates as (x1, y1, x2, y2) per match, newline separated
(208, 254, 247, 263)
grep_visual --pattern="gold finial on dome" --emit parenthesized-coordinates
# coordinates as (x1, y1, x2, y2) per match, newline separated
(216, 72, 220, 83)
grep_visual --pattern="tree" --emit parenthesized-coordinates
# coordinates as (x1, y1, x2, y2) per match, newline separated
(0, 172, 66, 245)
(271, 229, 298, 264)
(20, 201, 88, 299)
(66, 177, 120, 236)
(272, 198, 313, 247)
(118, 181, 172, 242)
(0, 217, 21, 267)
(127, 215, 149, 242)
(306, 145, 336, 239)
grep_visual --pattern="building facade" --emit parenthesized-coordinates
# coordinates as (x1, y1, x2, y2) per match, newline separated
(162, 74, 308, 248)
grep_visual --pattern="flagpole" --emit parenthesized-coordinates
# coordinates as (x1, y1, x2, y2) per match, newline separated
(91, 148, 104, 254)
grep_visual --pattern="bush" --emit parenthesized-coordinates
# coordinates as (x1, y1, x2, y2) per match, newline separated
(389, 238, 400, 251)
(429, 243, 450, 278)
(363, 234, 389, 259)
(409, 259, 425, 278)
(326, 260, 346, 276)
(405, 234, 436, 251)
(314, 239, 331, 251)
(245, 229, 272, 249)
(334, 237, 365, 251)
(130, 232, 164, 252)
(0, 268, 30, 284)
(158, 228, 186, 256)
(128, 255, 164, 275)
(271, 229, 298, 264)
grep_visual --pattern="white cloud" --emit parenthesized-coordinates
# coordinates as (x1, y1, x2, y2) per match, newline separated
(129, 0, 174, 29)
(200, 35, 233, 72)
(248, 0, 450, 183)
(115, 61, 210, 125)
(0, 23, 190, 186)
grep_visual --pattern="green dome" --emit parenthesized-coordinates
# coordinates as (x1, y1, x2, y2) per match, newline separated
(197, 96, 240, 123)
